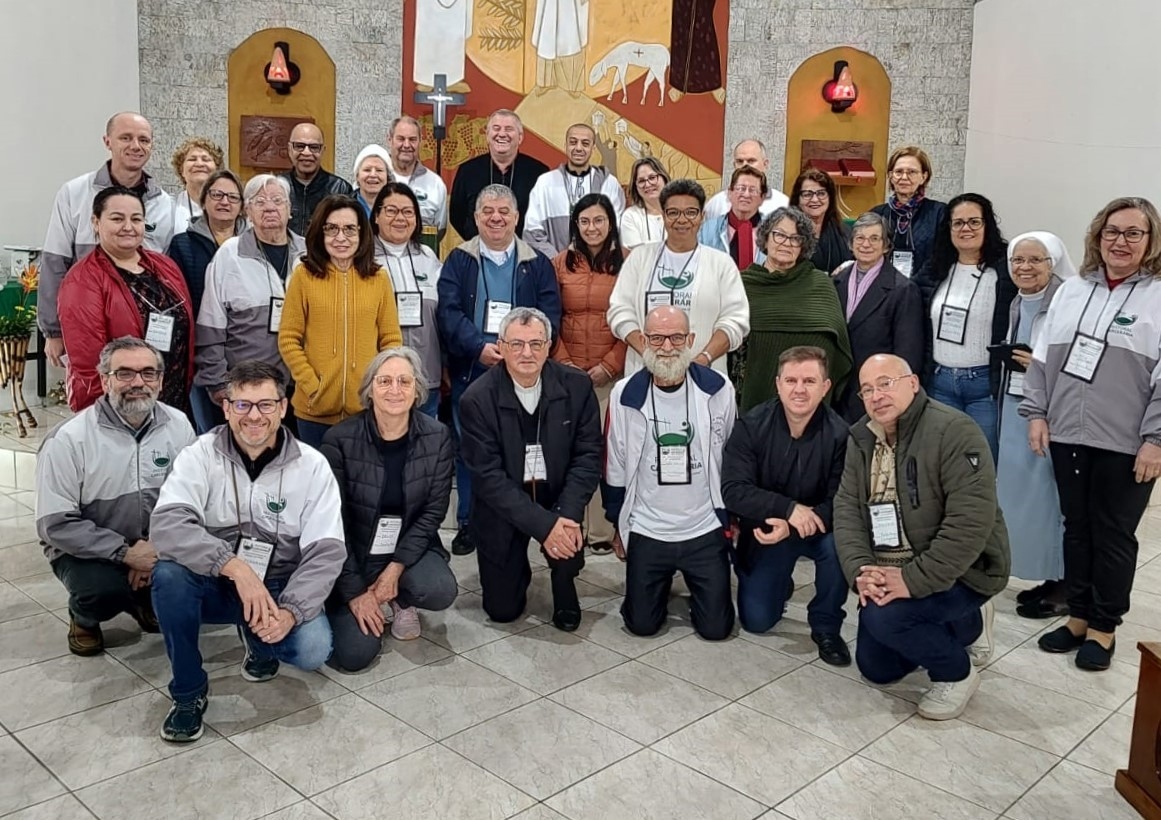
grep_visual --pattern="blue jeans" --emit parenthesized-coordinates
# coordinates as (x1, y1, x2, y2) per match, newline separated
(856, 581, 985, 683)
(736, 533, 846, 635)
(296, 420, 331, 449)
(418, 390, 439, 419)
(451, 377, 472, 528)
(928, 364, 998, 462)
(152, 560, 333, 702)
(189, 386, 223, 435)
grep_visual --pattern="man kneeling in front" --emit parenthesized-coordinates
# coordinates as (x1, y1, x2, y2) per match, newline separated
(834, 354, 1009, 720)
(150, 360, 345, 742)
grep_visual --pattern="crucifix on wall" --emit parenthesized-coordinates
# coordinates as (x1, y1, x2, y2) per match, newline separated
(413, 74, 465, 175)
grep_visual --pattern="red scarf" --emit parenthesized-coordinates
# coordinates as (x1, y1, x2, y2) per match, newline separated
(727, 211, 760, 269)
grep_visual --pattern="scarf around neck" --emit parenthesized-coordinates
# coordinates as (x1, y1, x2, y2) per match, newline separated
(727, 211, 761, 269)
(741, 259, 843, 332)
(888, 190, 925, 236)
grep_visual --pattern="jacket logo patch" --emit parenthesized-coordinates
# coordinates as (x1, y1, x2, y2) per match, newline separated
(150, 449, 170, 468)
(1113, 313, 1137, 326)
(265, 495, 287, 514)
(966, 452, 980, 472)
(145, 222, 156, 234)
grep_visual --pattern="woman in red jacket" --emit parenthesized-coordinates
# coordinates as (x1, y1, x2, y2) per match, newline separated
(59, 186, 195, 412)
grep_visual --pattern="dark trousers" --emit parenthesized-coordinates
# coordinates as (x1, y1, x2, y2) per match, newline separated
(451, 378, 473, 528)
(736, 533, 846, 635)
(1049, 443, 1154, 632)
(51, 553, 152, 628)
(623, 529, 734, 641)
(477, 535, 584, 623)
(327, 551, 459, 672)
(856, 582, 985, 684)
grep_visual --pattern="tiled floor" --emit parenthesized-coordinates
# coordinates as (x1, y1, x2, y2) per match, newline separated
(0, 403, 1154, 819)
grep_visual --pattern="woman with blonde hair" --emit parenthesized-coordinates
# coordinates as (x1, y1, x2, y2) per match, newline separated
(170, 137, 224, 233)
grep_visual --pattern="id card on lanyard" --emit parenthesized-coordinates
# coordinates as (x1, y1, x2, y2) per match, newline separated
(384, 245, 424, 328)
(1006, 371, 1026, 398)
(230, 465, 283, 581)
(370, 516, 403, 555)
(644, 246, 695, 317)
(893, 250, 914, 279)
(1062, 281, 1138, 384)
(869, 502, 901, 547)
(651, 381, 693, 486)
(146, 312, 176, 352)
(481, 252, 516, 335)
(936, 267, 984, 346)
(268, 297, 284, 333)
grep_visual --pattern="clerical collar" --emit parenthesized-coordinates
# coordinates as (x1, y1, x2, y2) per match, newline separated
(230, 428, 285, 481)
(513, 376, 542, 414)
(481, 239, 516, 266)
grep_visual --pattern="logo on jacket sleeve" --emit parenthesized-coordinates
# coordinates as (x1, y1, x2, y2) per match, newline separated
(965, 452, 980, 472)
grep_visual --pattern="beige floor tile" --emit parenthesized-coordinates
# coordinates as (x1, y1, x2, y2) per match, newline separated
(653, 703, 850, 806)
(740, 665, 914, 751)
(3, 793, 95, 819)
(818, 658, 933, 704)
(0, 653, 151, 731)
(1119, 695, 1135, 716)
(107, 623, 244, 689)
(231, 692, 430, 795)
(75, 742, 299, 820)
(545, 748, 764, 820)
(0, 612, 71, 675)
(202, 662, 347, 736)
(16, 690, 220, 789)
(550, 660, 728, 744)
(510, 805, 569, 819)
(0, 538, 47, 579)
(1101, 621, 1161, 667)
(1067, 712, 1133, 776)
(576, 554, 627, 596)
(9, 572, 69, 611)
(422, 590, 542, 653)
(0, 579, 42, 623)
(462, 624, 626, 695)
(13, 452, 35, 491)
(360, 655, 538, 740)
(0, 493, 36, 520)
(1006, 759, 1140, 820)
(524, 570, 621, 620)
(990, 646, 1138, 710)
(1122, 588, 1161, 629)
(0, 735, 66, 815)
(444, 699, 640, 799)
(571, 596, 694, 658)
(638, 633, 803, 700)
(737, 606, 857, 661)
(313, 743, 536, 820)
(317, 633, 453, 690)
(257, 803, 334, 820)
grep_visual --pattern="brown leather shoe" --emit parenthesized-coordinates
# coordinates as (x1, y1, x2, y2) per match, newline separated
(131, 601, 161, 633)
(68, 616, 105, 656)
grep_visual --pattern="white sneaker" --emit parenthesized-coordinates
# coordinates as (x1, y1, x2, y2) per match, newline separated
(918, 664, 980, 720)
(968, 600, 994, 667)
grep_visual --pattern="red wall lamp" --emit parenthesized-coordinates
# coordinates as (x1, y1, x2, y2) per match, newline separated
(265, 41, 301, 95)
(822, 60, 857, 112)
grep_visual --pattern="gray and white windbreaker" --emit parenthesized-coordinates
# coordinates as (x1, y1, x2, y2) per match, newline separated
(36, 398, 196, 563)
(150, 427, 345, 623)
(1020, 268, 1161, 455)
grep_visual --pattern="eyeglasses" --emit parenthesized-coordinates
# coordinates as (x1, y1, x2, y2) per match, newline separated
(645, 333, 689, 347)
(577, 216, 608, 228)
(856, 375, 912, 401)
(1101, 227, 1150, 244)
(229, 399, 282, 415)
(108, 368, 161, 383)
(799, 190, 828, 201)
(1011, 256, 1050, 267)
(379, 205, 416, 219)
(732, 186, 761, 196)
(502, 339, 549, 353)
(951, 218, 984, 232)
(853, 234, 884, 245)
(637, 173, 663, 187)
(323, 224, 360, 238)
(663, 208, 702, 221)
(207, 190, 242, 203)
(770, 230, 804, 247)
(891, 169, 922, 178)
(290, 142, 323, 154)
(251, 197, 288, 208)
(373, 375, 415, 389)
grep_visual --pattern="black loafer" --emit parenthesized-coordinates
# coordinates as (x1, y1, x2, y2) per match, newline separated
(1016, 599, 1069, 620)
(1037, 625, 1086, 653)
(451, 528, 475, 556)
(1016, 580, 1058, 605)
(552, 609, 582, 632)
(812, 632, 851, 667)
(1076, 639, 1115, 671)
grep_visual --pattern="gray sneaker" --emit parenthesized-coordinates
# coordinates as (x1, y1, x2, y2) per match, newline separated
(918, 665, 980, 721)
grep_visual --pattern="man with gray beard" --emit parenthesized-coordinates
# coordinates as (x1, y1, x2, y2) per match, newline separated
(603, 306, 738, 640)
(36, 337, 196, 656)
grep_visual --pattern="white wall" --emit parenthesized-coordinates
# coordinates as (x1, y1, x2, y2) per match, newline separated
(0, 0, 140, 254)
(965, 0, 1161, 264)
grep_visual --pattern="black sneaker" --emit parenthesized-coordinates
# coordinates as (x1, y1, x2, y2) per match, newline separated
(451, 527, 476, 556)
(812, 632, 852, 667)
(160, 692, 208, 743)
(239, 626, 280, 682)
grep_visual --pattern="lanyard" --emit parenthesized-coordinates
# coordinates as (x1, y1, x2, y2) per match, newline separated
(1076, 279, 1139, 341)
(490, 161, 516, 190)
(255, 241, 287, 302)
(561, 167, 591, 207)
(649, 379, 691, 474)
(378, 240, 420, 291)
(136, 287, 183, 316)
(941, 264, 986, 312)
(648, 245, 697, 293)
(480, 251, 518, 305)
(230, 462, 284, 543)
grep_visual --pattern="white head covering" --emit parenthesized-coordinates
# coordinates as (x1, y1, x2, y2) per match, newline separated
(351, 144, 394, 183)
(1007, 231, 1077, 279)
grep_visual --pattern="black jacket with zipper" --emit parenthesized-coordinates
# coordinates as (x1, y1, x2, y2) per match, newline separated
(279, 169, 354, 236)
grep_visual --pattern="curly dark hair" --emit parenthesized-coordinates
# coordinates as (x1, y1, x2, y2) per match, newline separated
(790, 168, 843, 235)
(928, 193, 1007, 278)
(565, 193, 624, 275)
(302, 195, 379, 279)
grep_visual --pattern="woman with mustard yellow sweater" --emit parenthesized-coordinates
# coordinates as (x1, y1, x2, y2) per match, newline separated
(280, 195, 403, 447)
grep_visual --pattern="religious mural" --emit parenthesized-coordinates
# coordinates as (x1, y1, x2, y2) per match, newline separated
(402, 0, 730, 238)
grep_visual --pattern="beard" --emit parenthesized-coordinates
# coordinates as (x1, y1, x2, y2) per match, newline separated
(111, 388, 157, 421)
(643, 346, 694, 384)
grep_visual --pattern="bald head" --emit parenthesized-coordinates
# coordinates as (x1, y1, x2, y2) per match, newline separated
(732, 139, 769, 173)
(290, 122, 323, 143)
(288, 123, 325, 180)
(103, 112, 154, 181)
(644, 306, 690, 335)
(858, 354, 918, 432)
(106, 112, 150, 137)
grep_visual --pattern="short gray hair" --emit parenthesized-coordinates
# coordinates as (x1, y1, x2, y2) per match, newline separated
(358, 346, 429, 411)
(488, 108, 524, 134)
(243, 174, 290, 204)
(734, 138, 768, 160)
(850, 211, 892, 252)
(475, 184, 518, 213)
(388, 116, 422, 139)
(98, 336, 163, 375)
(758, 207, 818, 262)
(498, 307, 553, 344)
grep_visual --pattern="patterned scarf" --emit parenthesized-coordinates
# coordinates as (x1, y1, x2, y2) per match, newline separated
(888, 190, 926, 238)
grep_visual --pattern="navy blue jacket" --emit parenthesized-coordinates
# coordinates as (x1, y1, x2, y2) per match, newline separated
(167, 218, 221, 317)
(871, 197, 946, 276)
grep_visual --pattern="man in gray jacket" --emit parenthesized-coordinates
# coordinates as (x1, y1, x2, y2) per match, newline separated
(150, 360, 345, 743)
(36, 337, 196, 656)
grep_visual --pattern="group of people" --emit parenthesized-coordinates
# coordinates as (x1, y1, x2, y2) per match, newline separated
(32, 105, 1161, 744)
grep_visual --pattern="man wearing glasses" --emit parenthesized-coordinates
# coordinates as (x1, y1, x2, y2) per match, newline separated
(279, 123, 354, 236)
(151, 360, 345, 742)
(459, 308, 601, 631)
(702, 139, 789, 222)
(608, 179, 750, 378)
(36, 337, 196, 657)
(698, 166, 770, 268)
(834, 354, 1010, 721)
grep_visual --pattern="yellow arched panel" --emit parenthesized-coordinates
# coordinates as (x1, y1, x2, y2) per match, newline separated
(784, 47, 891, 219)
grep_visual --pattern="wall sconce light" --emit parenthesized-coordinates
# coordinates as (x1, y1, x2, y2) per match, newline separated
(822, 60, 857, 113)
(265, 41, 300, 95)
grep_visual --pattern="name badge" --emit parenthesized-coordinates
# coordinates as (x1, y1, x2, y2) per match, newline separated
(145, 312, 175, 352)
(1006, 371, 1025, 398)
(937, 305, 969, 345)
(485, 300, 512, 335)
(268, 297, 284, 334)
(1062, 333, 1106, 383)
(658, 444, 692, 485)
(893, 251, 914, 279)
(396, 291, 423, 328)
(370, 516, 403, 555)
(236, 536, 275, 580)
(645, 291, 673, 313)
(523, 443, 547, 482)
(869, 503, 901, 547)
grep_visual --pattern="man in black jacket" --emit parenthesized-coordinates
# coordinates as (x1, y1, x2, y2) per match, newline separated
(722, 346, 851, 665)
(279, 123, 354, 236)
(460, 307, 602, 631)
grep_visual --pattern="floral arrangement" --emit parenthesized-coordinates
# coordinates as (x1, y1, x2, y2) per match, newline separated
(0, 264, 37, 340)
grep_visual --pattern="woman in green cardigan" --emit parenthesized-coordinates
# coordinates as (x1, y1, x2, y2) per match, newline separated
(737, 207, 853, 412)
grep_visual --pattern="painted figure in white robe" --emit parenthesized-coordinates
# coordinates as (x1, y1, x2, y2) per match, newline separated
(414, 0, 474, 93)
(531, 0, 589, 94)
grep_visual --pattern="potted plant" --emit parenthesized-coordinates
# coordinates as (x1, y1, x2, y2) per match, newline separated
(0, 263, 39, 436)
